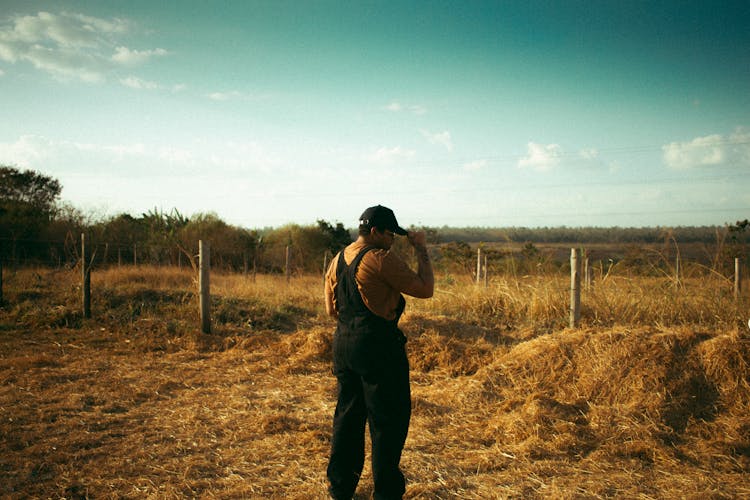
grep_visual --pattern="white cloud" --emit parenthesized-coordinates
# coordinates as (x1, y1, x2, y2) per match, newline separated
(0, 11, 165, 83)
(120, 76, 159, 89)
(0, 43, 16, 63)
(384, 100, 426, 115)
(208, 91, 244, 101)
(733, 129, 750, 164)
(421, 129, 453, 151)
(0, 134, 50, 167)
(662, 131, 750, 169)
(518, 142, 562, 171)
(24, 43, 105, 82)
(365, 146, 416, 165)
(74, 141, 147, 158)
(516, 143, 606, 171)
(207, 90, 268, 101)
(112, 46, 167, 65)
(9, 11, 127, 48)
(384, 101, 402, 112)
(0, 134, 282, 182)
(0, 134, 148, 173)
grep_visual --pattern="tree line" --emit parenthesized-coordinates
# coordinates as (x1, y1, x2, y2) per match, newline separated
(435, 225, 744, 245)
(0, 166, 352, 272)
(1, 166, 748, 275)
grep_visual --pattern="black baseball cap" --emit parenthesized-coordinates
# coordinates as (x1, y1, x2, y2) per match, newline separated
(359, 205, 408, 235)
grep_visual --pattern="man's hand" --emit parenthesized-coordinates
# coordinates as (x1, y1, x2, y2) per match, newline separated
(402, 230, 434, 298)
(407, 230, 427, 248)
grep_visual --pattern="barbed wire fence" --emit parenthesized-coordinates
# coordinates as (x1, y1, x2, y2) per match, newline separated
(0, 236, 263, 274)
(1, 234, 746, 280)
(0, 234, 745, 332)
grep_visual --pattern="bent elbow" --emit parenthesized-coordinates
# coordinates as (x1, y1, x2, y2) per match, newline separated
(403, 278, 434, 299)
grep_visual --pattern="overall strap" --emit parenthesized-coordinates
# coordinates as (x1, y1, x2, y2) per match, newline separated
(347, 246, 375, 283)
(335, 246, 377, 323)
(335, 246, 375, 285)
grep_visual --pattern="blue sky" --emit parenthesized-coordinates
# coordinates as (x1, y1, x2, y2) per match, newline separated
(1, 1, 749, 229)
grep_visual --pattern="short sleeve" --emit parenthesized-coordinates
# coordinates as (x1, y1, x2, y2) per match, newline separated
(379, 251, 419, 292)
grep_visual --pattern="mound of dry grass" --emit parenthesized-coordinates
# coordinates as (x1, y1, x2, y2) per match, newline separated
(0, 267, 748, 498)
(472, 326, 749, 456)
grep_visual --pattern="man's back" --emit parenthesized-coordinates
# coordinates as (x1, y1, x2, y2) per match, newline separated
(325, 240, 418, 321)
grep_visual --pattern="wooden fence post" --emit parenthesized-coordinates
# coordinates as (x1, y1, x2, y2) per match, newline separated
(82, 233, 91, 319)
(477, 247, 482, 284)
(483, 253, 488, 288)
(735, 258, 742, 299)
(570, 248, 580, 328)
(199, 240, 211, 334)
(133, 244, 138, 266)
(584, 257, 592, 291)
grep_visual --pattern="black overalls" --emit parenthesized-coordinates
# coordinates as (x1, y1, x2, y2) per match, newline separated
(327, 247, 411, 500)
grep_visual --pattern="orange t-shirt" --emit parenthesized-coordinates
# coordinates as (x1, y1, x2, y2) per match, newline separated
(325, 240, 418, 320)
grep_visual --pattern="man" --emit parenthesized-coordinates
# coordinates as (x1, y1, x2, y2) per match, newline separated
(324, 205, 434, 500)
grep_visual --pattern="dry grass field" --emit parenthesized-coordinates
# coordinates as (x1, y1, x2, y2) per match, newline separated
(1, 264, 749, 499)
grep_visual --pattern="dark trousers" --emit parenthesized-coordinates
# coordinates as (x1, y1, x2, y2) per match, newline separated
(327, 329, 411, 500)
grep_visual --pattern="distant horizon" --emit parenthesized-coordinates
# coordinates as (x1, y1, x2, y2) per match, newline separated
(63, 201, 742, 233)
(65, 200, 749, 232)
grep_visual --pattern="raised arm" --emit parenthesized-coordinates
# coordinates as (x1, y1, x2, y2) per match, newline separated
(400, 231, 434, 298)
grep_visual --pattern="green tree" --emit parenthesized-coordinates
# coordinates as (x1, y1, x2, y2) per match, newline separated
(316, 219, 352, 254)
(140, 208, 190, 265)
(727, 219, 749, 262)
(262, 222, 346, 273)
(179, 213, 257, 271)
(44, 202, 87, 267)
(0, 166, 62, 262)
(95, 213, 147, 265)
